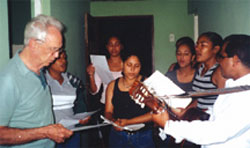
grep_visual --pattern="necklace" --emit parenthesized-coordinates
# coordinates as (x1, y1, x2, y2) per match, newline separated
(122, 78, 132, 89)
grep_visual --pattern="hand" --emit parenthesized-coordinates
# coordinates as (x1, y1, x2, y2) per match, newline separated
(116, 119, 128, 127)
(171, 107, 185, 118)
(152, 110, 170, 128)
(86, 64, 95, 77)
(44, 124, 73, 143)
(113, 118, 128, 131)
(79, 116, 91, 125)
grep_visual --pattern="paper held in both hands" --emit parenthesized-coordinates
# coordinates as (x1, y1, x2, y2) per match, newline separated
(90, 55, 115, 84)
(143, 70, 192, 109)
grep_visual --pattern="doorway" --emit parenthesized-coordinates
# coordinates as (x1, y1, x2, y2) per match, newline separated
(85, 13, 154, 77)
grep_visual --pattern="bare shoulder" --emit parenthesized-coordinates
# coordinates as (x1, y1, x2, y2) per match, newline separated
(106, 80, 117, 102)
(107, 80, 116, 89)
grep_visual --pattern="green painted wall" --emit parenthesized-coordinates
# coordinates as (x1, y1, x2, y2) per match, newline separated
(0, 0, 10, 70)
(51, 0, 90, 81)
(0, 0, 89, 81)
(41, 0, 51, 16)
(90, 0, 194, 74)
(189, 0, 250, 38)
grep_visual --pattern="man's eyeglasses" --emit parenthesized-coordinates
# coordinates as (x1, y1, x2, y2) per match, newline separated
(35, 39, 62, 53)
(217, 54, 228, 59)
(48, 47, 63, 53)
(216, 53, 232, 61)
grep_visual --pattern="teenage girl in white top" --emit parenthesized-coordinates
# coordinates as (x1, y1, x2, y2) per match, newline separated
(87, 36, 124, 105)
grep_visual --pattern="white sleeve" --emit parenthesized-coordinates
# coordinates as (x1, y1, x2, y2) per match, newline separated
(90, 72, 102, 95)
(164, 91, 250, 145)
(164, 119, 217, 145)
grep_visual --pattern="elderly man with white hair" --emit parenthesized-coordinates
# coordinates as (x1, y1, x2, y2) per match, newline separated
(0, 14, 72, 148)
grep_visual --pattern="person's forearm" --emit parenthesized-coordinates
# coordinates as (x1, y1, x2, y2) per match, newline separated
(126, 112, 152, 125)
(186, 99, 197, 110)
(0, 124, 72, 145)
(105, 112, 115, 122)
(0, 126, 47, 145)
(89, 76, 97, 93)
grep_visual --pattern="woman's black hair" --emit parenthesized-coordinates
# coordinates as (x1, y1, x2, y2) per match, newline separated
(121, 50, 141, 63)
(121, 50, 142, 75)
(172, 37, 195, 71)
(105, 34, 123, 45)
(199, 32, 223, 48)
(175, 36, 195, 55)
(104, 35, 124, 59)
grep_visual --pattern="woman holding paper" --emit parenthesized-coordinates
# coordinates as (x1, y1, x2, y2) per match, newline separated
(46, 50, 90, 148)
(86, 36, 124, 147)
(87, 36, 123, 106)
(105, 52, 155, 148)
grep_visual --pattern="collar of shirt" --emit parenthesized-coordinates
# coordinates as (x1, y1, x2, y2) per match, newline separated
(15, 50, 47, 88)
(225, 73, 250, 88)
(45, 71, 76, 96)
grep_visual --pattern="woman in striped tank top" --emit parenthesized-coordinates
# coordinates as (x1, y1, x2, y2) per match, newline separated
(182, 32, 227, 118)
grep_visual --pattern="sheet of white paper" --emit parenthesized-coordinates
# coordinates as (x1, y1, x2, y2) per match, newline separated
(143, 70, 192, 108)
(59, 118, 79, 128)
(125, 123, 145, 131)
(70, 123, 110, 132)
(100, 115, 145, 131)
(90, 55, 114, 84)
(59, 109, 100, 128)
(73, 109, 100, 119)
